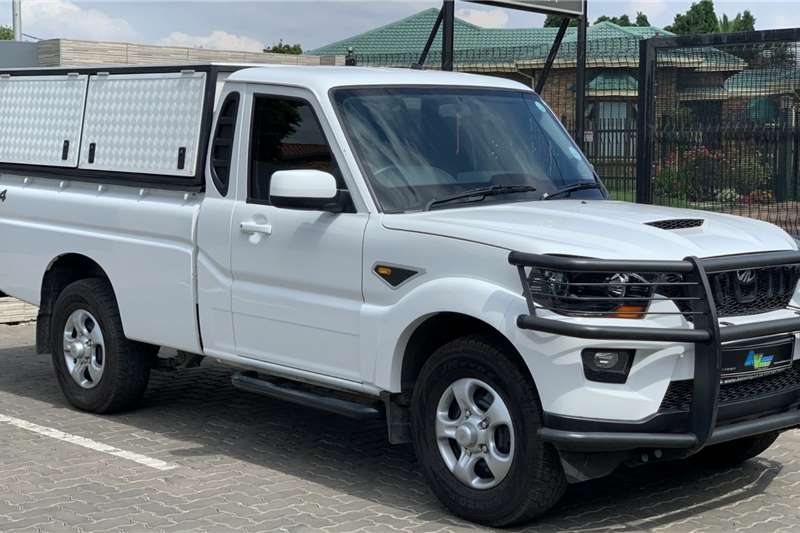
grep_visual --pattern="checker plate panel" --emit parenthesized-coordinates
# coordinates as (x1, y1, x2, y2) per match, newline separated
(79, 72, 206, 177)
(0, 75, 88, 168)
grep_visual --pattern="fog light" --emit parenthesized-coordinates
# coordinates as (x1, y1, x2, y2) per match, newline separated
(593, 351, 619, 369)
(582, 349, 635, 383)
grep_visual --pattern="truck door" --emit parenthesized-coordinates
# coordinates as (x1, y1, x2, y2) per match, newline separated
(229, 89, 368, 381)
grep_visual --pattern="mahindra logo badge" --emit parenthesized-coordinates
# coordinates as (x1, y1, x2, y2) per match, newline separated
(736, 269, 757, 285)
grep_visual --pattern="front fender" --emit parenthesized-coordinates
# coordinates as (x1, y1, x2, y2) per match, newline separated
(361, 276, 529, 392)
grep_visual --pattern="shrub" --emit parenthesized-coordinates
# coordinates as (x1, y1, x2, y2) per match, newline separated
(654, 146, 773, 203)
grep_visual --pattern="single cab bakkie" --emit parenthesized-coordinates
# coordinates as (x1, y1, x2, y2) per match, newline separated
(1, 64, 800, 526)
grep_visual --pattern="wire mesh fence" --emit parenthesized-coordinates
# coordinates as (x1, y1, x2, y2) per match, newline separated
(349, 30, 800, 235)
(644, 33, 800, 235)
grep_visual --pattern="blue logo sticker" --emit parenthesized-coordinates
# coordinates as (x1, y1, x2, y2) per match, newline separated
(744, 350, 775, 370)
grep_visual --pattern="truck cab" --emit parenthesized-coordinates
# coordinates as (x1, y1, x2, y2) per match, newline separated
(1, 64, 799, 526)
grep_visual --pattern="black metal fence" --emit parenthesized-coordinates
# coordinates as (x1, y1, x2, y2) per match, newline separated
(348, 29, 800, 235)
(638, 29, 800, 235)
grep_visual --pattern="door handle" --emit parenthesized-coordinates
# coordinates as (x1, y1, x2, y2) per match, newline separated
(240, 221, 272, 235)
(240, 220, 272, 244)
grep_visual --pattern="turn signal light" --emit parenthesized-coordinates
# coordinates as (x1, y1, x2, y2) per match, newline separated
(609, 305, 648, 319)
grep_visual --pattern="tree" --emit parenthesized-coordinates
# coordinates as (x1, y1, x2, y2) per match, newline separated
(665, 0, 718, 34)
(0, 26, 13, 40)
(264, 39, 303, 55)
(593, 13, 649, 27)
(732, 10, 755, 32)
(544, 14, 579, 27)
(718, 10, 755, 33)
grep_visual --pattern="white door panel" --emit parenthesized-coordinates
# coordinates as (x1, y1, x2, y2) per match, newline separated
(231, 204, 367, 380)
(228, 88, 368, 381)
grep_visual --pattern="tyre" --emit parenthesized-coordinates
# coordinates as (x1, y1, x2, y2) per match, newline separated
(51, 278, 157, 414)
(410, 335, 566, 527)
(694, 431, 780, 468)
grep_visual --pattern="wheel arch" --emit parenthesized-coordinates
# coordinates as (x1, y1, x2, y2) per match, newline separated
(399, 312, 535, 395)
(37, 253, 113, 354)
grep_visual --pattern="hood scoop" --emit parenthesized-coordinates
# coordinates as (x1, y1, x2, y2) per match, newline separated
(645, 218, 705, 230)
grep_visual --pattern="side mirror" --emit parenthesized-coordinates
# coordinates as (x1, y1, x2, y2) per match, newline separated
(269, 170, 340, 211)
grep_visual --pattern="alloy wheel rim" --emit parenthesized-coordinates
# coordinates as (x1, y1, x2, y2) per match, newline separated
(435, 377, 515, 490)
(63, 309, 105, 389)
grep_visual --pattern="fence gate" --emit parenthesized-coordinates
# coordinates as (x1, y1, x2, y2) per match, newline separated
(637, 29, 800, 236)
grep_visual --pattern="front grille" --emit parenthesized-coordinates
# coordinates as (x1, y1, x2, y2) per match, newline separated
(646, 219, 705, 230)
(659, 366, 800, 412)
(709, 266, 800, 317)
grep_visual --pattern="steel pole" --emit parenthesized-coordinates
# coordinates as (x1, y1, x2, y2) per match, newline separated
(12, 0, 22, 41)
(574, 0, 587, 149)
(441, 0, 455, 71)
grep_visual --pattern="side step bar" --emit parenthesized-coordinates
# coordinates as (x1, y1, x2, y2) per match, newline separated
(231, 372, 383, 420)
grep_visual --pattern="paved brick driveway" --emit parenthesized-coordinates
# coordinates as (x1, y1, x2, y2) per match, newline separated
(1, 323, 799, 532)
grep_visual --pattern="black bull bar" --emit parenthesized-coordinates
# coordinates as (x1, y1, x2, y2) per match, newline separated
(509, 250, 800, 453)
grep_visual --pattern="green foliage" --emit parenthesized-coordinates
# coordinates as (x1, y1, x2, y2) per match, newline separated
(732, 10, 755, 32)
(665, 0, 718, 34)
(718, 10, 755, 33)
(593, 12, 649, 27)
(594, 14, 631, 26)
(543, 15, 579, 27)
(0, 26, 13, 40)
(264, 39, 303, 55)
(654, 147, 773, 203)
(667, 1, 755, 35)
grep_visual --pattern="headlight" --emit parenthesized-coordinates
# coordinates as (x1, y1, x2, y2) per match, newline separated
(528, 269, 658, 319)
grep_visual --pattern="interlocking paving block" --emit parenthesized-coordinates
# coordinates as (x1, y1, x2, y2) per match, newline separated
(0, 323, 799, 532)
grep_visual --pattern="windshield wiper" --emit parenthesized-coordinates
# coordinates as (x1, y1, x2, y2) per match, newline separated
(426, 185, 537, 211)
(542, 182, 602, 200)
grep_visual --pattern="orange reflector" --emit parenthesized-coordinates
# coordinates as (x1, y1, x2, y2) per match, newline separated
(610, 305, 647, 319)
(376, 266, 393, 277)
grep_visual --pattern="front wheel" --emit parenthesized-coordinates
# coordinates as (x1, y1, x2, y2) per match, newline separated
(51, 278, 157, 414)
(411, 335, 566, 527)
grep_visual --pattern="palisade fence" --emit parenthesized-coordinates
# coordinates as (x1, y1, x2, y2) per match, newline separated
(639, 29, 800, 235)
(352, 30, 800, 236)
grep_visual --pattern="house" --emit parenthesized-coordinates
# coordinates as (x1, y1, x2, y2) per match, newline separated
(309, 9, 749, 192)
(309, 9, 690, 128)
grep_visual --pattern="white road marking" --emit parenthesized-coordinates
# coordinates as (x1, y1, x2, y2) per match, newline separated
(0, 414, 178, 471)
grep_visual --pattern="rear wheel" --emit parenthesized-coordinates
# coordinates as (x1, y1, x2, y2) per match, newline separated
(694, 432, 780, 467)
(411, 335, 566, 527)
(51, 278, 157, 414)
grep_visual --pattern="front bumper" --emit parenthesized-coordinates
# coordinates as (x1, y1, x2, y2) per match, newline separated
(510, 250, 800, 454)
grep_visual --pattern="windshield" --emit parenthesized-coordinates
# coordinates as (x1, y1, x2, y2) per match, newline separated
(332, 87, 603, 212)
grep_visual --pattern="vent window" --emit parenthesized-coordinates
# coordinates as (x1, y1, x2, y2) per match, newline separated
(211, 92, 240, 196)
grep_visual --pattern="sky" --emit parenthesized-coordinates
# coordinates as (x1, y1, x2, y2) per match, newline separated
(0, 0, 798, 52)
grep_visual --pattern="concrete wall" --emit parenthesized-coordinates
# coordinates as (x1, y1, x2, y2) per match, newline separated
(0, 41, 39, 68)
(36, 39, 342, 68)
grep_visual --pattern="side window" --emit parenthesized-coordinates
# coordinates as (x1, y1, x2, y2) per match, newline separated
(210, 92, 240, 196)
(248, 95, 344, 204)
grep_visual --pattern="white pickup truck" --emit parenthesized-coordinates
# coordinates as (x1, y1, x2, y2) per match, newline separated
(1, 64, 800, 526)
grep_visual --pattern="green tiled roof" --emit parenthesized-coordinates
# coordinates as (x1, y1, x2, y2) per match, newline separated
(309, 8, 673, 59)
(725, 68, 800, 95)
(588, 72, 638, 94)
